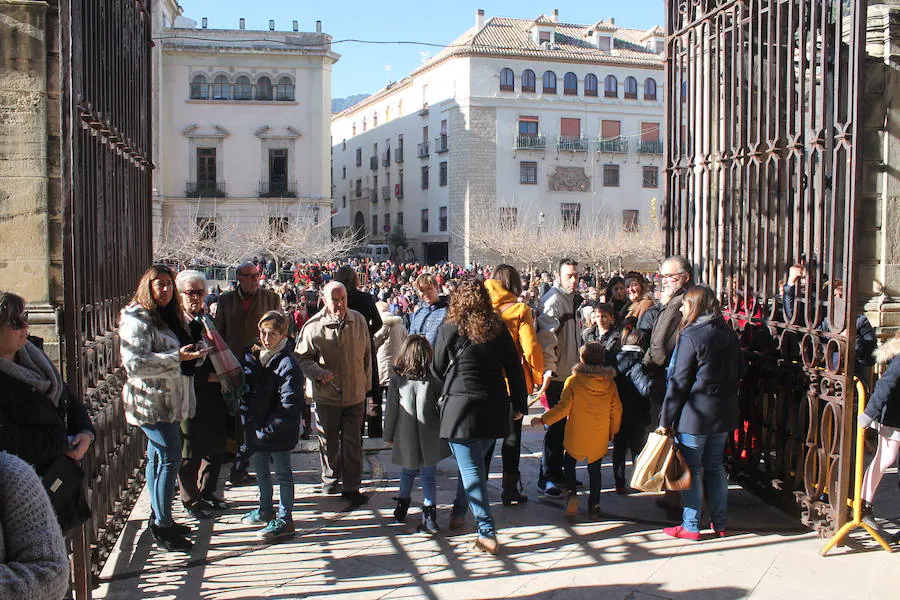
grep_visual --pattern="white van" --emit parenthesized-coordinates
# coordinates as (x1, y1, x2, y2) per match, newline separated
(359, 244, 391, 261)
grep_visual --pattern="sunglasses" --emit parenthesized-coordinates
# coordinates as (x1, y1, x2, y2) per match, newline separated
(6, 311, 28, 330)
(182, 289, 205, 298)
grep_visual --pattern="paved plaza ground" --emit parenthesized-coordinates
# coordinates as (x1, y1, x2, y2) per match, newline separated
(95, 423, 900, 600)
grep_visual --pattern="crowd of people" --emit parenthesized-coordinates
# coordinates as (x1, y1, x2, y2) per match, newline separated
(2, 251, 900, 595)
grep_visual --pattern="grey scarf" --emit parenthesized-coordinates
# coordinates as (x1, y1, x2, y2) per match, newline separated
(0, 341, 64, 406)
(259, 338, 288, 369)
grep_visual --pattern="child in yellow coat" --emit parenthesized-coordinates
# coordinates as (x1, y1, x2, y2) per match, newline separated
(531, 342, 622, 519)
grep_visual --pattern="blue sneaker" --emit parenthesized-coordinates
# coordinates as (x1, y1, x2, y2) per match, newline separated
(241, 509, 273, 525)
(538, 480, 563, 498)
(257, 517, 295, 541)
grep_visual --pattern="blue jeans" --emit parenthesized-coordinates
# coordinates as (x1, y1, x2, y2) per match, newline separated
(398, 466, 437, 506)
(452, 440, 495, 517)
(677, 432, 729, 533)
(251, 450, 295, 520)
(449, 439, 496, 537)
(141, 422, 182, 528)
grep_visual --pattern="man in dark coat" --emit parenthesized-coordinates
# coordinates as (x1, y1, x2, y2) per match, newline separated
(334, 266, 383, 437)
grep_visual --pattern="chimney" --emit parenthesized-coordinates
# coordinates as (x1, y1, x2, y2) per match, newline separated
(201, 17, 207, 29)
(610, 17, 615, 25)
(552, 9, 558, 22)
(269, 19, 275, 31)
(475, 9, 485, 30)
(292, 20, 299, 32)
(239, 18, 245, 30)
(316, 20, 322, 33)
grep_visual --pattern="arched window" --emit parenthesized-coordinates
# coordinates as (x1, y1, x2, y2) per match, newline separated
(624, 76, 638, 99)
(256, 76, 273, 101)
(500, 68, 515, 91)
(362, 117, 367, 132)
(276, 76, 295, 101)
(542, 70, 557, 94)
(644, 77, 658, 101)
(604, 75, 618, 98)
(521, 69, 536, 93)
(373, 112, 378, 127)
(352, 124, 357, 136)
(190, 74, 209, 99)
(563, 72, 578, 95)
(233, 76, 251, 100)
(211, 75, 231, 100)
(584, 73, 598, 97)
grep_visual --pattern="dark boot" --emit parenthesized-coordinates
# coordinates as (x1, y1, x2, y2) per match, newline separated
(501, 472, 528, 506)
(393, 497, 411, 523)
(861, 500, 878, 529)
(418, 506, 439, 534)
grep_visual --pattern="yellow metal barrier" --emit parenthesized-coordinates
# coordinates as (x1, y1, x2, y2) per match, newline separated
(820, 379, 893, 555)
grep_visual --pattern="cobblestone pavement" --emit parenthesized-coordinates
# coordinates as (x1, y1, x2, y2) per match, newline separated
(95, 423, 900, 599)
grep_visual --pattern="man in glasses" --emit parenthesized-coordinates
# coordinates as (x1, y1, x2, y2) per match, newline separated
(215, 261, 282, 486)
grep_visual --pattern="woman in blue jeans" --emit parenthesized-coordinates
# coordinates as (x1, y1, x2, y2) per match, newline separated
(433, 277, 527, 555)
(120, 265, 209, 552)
(659, 285, 743, 541)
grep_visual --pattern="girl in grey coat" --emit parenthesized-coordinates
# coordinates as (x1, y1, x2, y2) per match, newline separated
(384, 334, 450, 534)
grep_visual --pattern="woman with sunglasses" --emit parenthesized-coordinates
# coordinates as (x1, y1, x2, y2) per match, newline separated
(119, 265, 209, 552)
(0, 291, 96, 523)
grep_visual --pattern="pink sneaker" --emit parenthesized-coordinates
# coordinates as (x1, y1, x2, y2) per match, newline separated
(663, 526, 701, 541)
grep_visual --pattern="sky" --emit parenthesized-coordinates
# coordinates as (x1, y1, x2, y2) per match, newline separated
(175, 1, 666, 99)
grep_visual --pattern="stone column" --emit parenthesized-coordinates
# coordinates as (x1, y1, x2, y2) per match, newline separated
(860, 1, 900, 338)
(0, 0, 64, 361)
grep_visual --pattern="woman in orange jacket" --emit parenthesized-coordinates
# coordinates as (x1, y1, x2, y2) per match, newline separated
(531, 342, 622, 519)
(485, 265, 545, 505)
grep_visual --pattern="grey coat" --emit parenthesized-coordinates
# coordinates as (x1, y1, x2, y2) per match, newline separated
(383, 375, 450, 469)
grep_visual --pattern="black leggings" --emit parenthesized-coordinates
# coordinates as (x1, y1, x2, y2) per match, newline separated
(501, 408, 523, 475)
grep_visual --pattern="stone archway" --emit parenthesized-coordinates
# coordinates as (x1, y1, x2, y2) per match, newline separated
(354, 210, 366, 237)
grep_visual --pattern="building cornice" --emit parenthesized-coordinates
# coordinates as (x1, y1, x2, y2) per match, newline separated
(182, 124, 231, 138)
(255, 125, 302, 139)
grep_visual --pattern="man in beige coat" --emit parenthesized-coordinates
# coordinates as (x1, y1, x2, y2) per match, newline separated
(296, 281, 372, 507)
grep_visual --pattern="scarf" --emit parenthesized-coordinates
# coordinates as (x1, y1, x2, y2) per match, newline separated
(0, 341, 64, 406)
(259, 337, 288, 369)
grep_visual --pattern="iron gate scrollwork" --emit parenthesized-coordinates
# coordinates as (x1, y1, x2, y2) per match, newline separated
(664, 0, 866, 536)
(62, 0, 153, 594)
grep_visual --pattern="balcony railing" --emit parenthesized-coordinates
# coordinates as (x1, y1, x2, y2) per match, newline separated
(381, 185, 391, 201)
(369, 156, 378, 170)
(258, 181, 297, 198)
(434, 135, 449, 153)
(394, 147, 404, 163)
(395, 184, 404, 199)
(557, 136, 589, 152)
(370, 188, 377, 202)
(185, 181, 226, 197)
(638, 140, 664, 154)
(514, 135, 546, 150)
(382, 152, 391, 167)
(596, 137, 629, 154)
(417, 142, 430, 158)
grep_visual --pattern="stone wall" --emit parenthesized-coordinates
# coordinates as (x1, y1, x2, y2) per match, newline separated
(859, 1, 900, 338)
(447, 104, 496, 264)
(0, 0, 64, 362)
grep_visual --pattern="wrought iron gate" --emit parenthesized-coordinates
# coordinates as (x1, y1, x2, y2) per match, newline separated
(62, 0, 153, 594)
(665, 0, 867, 536)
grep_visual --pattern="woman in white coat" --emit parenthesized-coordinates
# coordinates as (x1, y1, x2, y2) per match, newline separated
(119, 265, 208, 552)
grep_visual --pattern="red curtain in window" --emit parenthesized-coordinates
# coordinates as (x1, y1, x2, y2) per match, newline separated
(560, 118, 581, 138)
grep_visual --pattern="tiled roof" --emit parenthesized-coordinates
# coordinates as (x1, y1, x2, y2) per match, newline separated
(411, 16, 664, 76)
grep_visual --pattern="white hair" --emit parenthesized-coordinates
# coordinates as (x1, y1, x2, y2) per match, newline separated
(175, 269, 208, 293)
(322, 281, 346, 297)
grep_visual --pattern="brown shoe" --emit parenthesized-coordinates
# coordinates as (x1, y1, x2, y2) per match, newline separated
(474, 535, 499, 555)
(449, 513, 466, 531)
(565, 493, 580, 520)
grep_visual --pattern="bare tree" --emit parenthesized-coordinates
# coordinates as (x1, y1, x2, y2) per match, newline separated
(153, 202, 238, 266)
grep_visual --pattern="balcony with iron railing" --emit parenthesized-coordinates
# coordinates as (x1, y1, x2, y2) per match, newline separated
(369, 156, 378, 170)
(381, 185, 391, 201)
(382, 151, 391, 167)
(185, 181, 227, 197)
(395, 183, 404, 199)
(557, 136, 589, 152)
(394, 147, 404, 163)
(638, 140, 664, 154)
(514, 135, 546, 150)
(258, 181, 297, 198)
(434, 135, 449, 153)
(417, 141, 430, 158)
(596, 137, 629, 154)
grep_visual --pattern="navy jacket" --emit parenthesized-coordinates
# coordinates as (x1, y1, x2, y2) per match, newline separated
(863, 339, 900, 429)
(615, 346, 654, 428)
(660, 315, 744, 435)
(241, 345, 304, 452)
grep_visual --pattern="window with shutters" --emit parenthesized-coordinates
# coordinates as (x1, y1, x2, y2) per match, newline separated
(542, 71, 557, 94)
(643, 166, 659, 188)
(560, 118, 581, 138)
(603, 164, 620, 187)
(421, 209, 429, 233)
(439, 206, 448, 231)
(439, 161, 448, 186)
(520, 161, 537, 185)
(522, 69, 536, 93)
(584, 73, 598, 97)
(500, 68, 515, 91)
(421, 165, 429, 189)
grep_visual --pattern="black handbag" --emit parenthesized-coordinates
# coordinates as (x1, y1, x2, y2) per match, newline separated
(41, 455, 91, 533)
